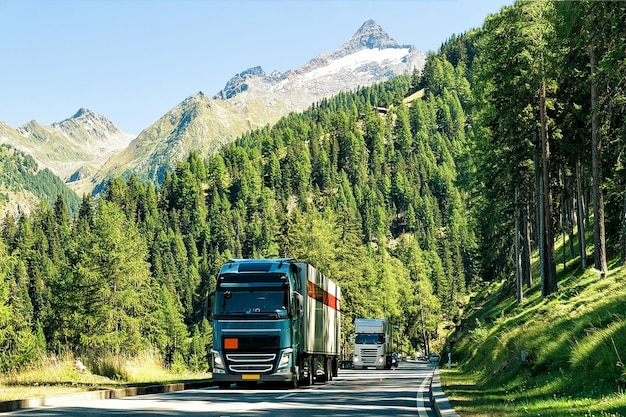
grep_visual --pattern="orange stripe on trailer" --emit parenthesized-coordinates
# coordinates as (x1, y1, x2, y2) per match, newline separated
(328, 292, 340, 311)
(307, 280, 340, 311)
(307, 280, 316, 300)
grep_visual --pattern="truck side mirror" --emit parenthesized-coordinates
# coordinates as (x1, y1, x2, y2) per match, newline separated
(205, 292, 215, 319)
(292, 293, 304, 318)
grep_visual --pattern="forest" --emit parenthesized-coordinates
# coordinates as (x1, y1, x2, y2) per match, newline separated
(1, 0, 625, 376)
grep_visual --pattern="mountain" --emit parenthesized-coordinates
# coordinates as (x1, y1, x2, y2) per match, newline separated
(0, 109, 134, 196)
(0, 21, 425, 197)
(91, 20, 426, 188)
(90, 92, 293, 189)
(214, 20, 424, 106)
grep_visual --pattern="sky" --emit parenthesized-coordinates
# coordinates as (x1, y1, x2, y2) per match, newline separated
(0, 0, 513, 135)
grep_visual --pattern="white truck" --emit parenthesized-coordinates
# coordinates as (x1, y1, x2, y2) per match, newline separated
(352, 318, 393, 369)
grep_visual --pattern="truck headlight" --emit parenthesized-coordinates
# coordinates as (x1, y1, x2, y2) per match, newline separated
(211, 349, 225, 373)
(278, 349, 292, 369)
(353, 356, 360, 363)
(378, 356, 384, 363)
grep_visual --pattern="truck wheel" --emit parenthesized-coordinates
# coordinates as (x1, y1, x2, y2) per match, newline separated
(325, 358, 333, 382)
(318, 357, 330, 382)
(301, 356, 313, 386)
(290, 371, 299, 389)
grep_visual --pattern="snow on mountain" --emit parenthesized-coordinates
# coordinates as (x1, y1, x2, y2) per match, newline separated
(300, 47, 412, 82)
(214, 20, 425, 111)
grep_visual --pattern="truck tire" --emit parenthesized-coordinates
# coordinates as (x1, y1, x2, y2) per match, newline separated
(326, 357, 333, 381)
(301, 356, 314, 386)
(320, 357, 332, 382)
(290, 371, 299, 389)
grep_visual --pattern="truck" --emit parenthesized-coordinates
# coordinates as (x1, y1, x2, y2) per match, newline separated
(352, 318, 393, 369)
(210, 258, 341, 388)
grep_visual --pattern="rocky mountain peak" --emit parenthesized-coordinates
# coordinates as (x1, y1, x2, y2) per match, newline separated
(213, 20, 422, 103)
(53, 107, 119, 134)
(333, 20, 400, 58)
(72, 107, 91, 118)
(214, 66, 272, 100)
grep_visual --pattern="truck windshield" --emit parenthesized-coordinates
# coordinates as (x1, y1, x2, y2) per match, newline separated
(215, 289, 288, 318)
(355, 333, 385, 344)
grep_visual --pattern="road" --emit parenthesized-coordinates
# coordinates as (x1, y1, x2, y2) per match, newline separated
(4, 361, 437, 417)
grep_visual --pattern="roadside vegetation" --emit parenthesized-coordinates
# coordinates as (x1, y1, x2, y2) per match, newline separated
(441, 232, 626, 416)
(0, 351, 210, 402)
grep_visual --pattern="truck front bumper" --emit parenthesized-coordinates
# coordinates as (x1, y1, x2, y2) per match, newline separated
(212, 371, 295, 385)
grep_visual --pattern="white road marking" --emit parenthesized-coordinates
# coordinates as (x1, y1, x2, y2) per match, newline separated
(276, 392, 298, 400)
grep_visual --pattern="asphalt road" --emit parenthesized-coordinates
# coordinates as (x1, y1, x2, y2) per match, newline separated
(4, 361, 437, 417)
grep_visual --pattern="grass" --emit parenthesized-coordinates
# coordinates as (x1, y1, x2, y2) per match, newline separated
(441, 232, 626, 416)
(0, 351, 211, 402)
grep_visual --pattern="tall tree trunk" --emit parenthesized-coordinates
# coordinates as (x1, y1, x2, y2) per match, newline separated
(568, 191, 575, 262)
(564, 169, 575, 261)
(535, 131, 545, 291)
(590, 34, 607, 277)
(522, 193, 532, 288)
(585, 175, 591, 229)
(576, 158, 587, 269)
(622, 186, 626, 265)
(561, 168, 567, 269)
(540, 74, 557, 296)
(419, 296, 429, 355)
(515, 186, 523, 304)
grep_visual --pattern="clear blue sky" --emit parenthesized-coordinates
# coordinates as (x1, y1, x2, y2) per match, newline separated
(0, 0, 513, 134)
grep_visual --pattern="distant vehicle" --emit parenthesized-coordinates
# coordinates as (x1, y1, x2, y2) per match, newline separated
(428, 352, 440, 363)
(352, 318, 393, 369)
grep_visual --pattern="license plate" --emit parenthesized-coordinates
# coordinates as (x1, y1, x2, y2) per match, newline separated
(242, 374, 260, 380)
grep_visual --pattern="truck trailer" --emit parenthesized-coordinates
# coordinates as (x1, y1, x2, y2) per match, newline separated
(352, 318, 393, 369)
(210, 258, 341, 388)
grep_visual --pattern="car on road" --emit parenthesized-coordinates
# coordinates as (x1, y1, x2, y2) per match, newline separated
(428, 352, 440, 363)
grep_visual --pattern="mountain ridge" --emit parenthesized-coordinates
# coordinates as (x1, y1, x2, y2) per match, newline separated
(90, 19, 425, 189)
(1, 19, 425, 208)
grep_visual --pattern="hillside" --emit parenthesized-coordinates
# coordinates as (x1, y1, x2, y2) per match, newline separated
(0, 109, 134, 198)
(442, 255, 626, 416)
(89, 92, 293, 191)
(0, 144, 81, 217)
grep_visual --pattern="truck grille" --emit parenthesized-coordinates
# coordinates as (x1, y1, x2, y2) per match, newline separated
(230, 364, 274, 372)
(222, 335, 280, 374)
(227, 353, 276, 363)
(226, 354, 277, 374)
(360, 348, 379, 363)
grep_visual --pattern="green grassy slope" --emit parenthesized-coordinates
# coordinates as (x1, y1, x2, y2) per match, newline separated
(442, 243, 626, 416)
